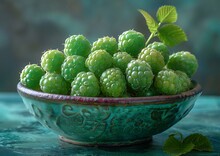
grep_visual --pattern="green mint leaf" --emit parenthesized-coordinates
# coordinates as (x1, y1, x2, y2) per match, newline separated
(183, 133, 213, 152)
(139, 9, 158, 33)
(158, 24, 187, 47)
(156, 5, 177, 23)
(163, 134, 194, 156)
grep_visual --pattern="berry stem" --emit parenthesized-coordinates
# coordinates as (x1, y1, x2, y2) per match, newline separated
(145, 22, 162, 46)
(145, 33, 155, 46)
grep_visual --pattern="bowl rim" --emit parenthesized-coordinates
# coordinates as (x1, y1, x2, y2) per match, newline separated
(17, 81, 202, 105)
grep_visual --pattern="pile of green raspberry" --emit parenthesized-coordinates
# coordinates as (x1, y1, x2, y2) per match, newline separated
(20, 30, 198, 97)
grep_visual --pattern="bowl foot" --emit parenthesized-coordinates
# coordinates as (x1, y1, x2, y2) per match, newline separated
(59, 136, 152, 147)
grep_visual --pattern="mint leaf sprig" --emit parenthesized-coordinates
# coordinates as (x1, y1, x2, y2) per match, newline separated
(163, 132, 213, 156)
(139, 5, 187, 47)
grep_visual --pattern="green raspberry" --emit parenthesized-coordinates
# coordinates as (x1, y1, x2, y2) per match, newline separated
(100, 68, 126, 97)
(147, 42, 170, 64)
(85, 50, 113, 77)
(126, 60, 154, 91)
(113, 52, 133, 73)
(91, 36, 118, 55)
(41, 49, 65, 74)
(20, 64, 45, 90)
(135, 86, 159, 97)
(138, 48, 165, 74)
(64, 35, 91, 57)
(61, 55, 87, 83)
(40, 73, 70, 95)
(121, 92, 131, 97)
(154, 69, 180, 95)
(154, 69, 191, 95)
(71, 72, 100, 97)
(118, 30, 146, 57)
(167, 51, 198, 77)
(175, 70, 191, 92)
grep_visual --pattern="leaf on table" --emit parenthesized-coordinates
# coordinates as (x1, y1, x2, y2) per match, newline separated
(158, 24, 187, 47)
(183, 133, 213, 152)
(169, 132, 184, 141)
(163, 134, 194, 156)
(156, 5, 178, 23)
(139, 9, 158, 33)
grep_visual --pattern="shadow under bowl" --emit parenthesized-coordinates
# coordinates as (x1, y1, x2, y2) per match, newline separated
(17, 81, 202, 146)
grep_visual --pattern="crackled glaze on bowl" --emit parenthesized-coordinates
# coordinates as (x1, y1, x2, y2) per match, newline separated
(17, 81, 202, 146)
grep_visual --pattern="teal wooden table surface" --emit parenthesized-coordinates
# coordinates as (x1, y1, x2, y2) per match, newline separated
(0, 94, 220, 156)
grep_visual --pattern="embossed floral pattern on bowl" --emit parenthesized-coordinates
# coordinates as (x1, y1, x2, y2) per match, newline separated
(17, 81, 202, 146)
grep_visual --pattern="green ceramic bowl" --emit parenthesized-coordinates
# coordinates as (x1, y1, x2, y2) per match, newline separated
(17, 81, 202, 146)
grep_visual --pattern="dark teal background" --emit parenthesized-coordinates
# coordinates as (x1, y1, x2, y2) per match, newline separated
(0, 0, 220, 95)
